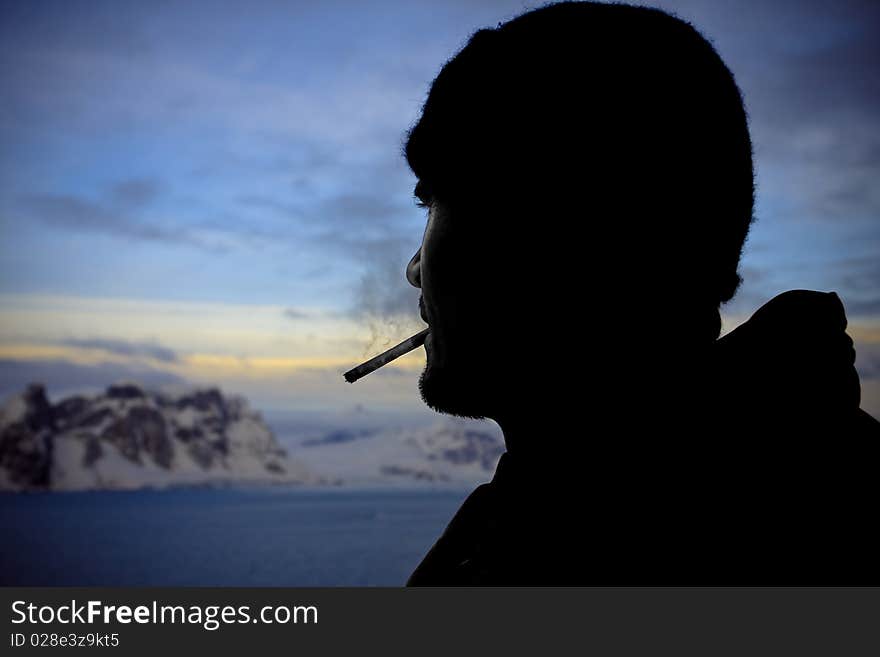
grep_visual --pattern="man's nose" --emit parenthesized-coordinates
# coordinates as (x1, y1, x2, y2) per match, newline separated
(406, 249, 422, 288)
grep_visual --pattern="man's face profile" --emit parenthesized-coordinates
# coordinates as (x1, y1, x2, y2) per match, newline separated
(406, 192, 496, 420)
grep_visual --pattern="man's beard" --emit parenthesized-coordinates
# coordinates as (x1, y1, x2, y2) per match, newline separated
(418, 360, 489, 420)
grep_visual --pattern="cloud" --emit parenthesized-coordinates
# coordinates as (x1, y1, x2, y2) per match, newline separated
(846, 298, 880, 318)
(857, 349, 880, 381)
(320, 193, 410, 227)
(19, 193, 177, 242)
(61, 337, 179, 363)
(236, 194, 300, 218)
(0, 358, 185, 402)
(831, 256, 880, 319)
(283, 307, 311, 320)
(110, 178, 161, 208)
(723, 2, 880, 225)
(14, 192, 234, 252)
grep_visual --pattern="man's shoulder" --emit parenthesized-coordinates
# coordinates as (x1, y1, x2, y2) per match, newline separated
(406, 481, 498, 586)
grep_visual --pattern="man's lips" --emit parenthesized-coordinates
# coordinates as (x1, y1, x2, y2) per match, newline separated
(419, 296, 429, 325)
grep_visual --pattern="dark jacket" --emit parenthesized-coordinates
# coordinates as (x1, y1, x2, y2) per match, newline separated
(408, 290, 880, 586)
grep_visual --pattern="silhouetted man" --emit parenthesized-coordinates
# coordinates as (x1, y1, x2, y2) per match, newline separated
(402, 2, 879, 585)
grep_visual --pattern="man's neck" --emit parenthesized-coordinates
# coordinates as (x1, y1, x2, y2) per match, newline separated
(490, 344, 716, 466)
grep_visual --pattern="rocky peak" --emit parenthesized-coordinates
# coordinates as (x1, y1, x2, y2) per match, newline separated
(106, 383, 147, 400)
(0, 383, 317, 491)
(0, 384, 55, 490)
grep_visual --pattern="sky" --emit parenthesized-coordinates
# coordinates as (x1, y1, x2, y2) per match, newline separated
(0, 0, 878, 418)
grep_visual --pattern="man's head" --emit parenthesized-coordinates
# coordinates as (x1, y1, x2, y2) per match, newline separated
(404, 1, 754, 420)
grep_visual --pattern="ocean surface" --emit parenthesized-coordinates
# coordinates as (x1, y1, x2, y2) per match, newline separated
(0, 488, 470, 586)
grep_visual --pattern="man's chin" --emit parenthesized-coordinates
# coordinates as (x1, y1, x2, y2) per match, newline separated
(418, 364, 487, 420)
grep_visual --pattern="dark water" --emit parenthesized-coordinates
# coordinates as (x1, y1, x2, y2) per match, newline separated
(0, 488, 468, 586)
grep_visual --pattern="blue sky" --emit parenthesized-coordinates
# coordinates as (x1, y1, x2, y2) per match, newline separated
(0, 0, 878, 416)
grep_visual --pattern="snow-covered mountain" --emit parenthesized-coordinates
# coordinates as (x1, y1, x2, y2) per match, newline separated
(0, 383, 320, 491)
(0, 383, 508, 491)
(294, 418, 505, 487)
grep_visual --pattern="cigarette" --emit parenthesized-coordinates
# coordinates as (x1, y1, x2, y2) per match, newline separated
(344, 328, 429, 383)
